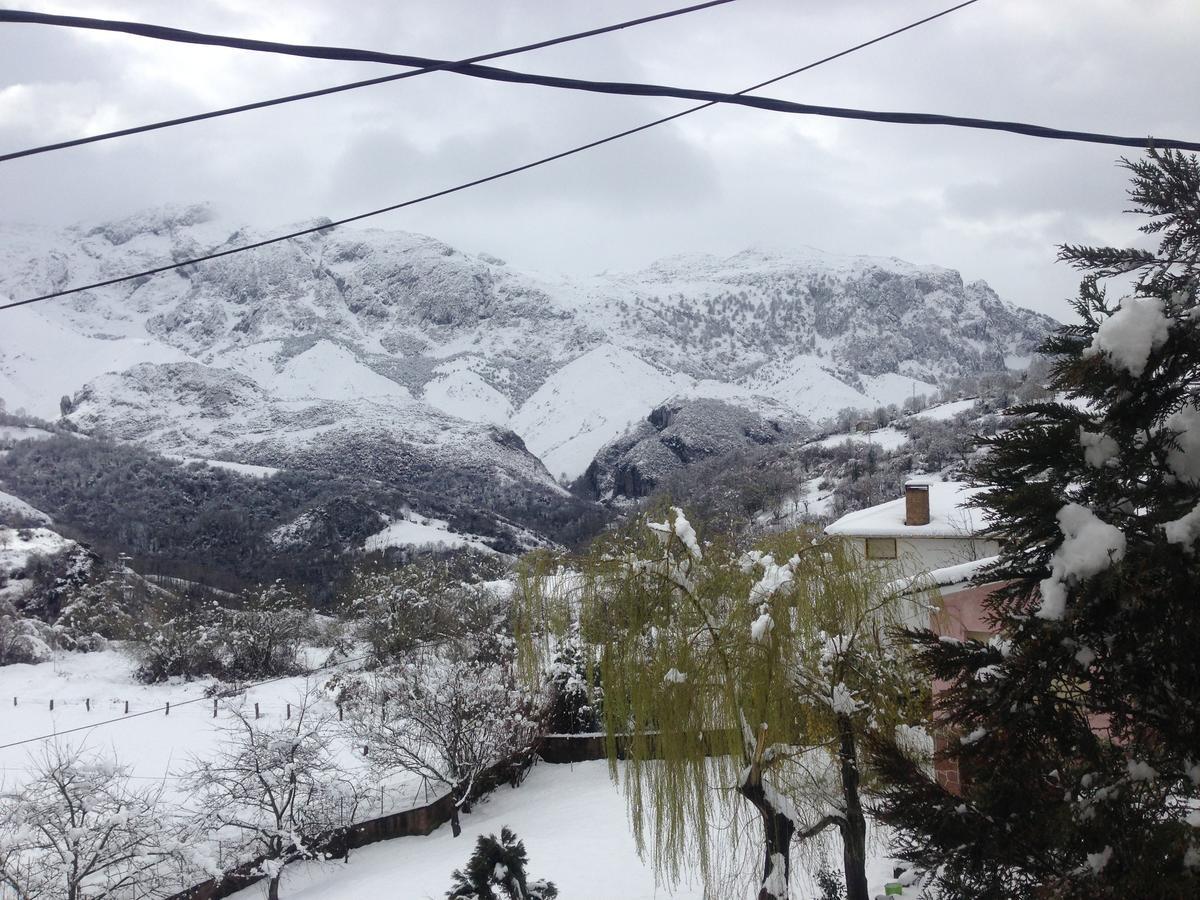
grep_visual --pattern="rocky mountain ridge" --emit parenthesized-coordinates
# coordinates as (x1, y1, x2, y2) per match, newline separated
(0, 203, 1054, 505)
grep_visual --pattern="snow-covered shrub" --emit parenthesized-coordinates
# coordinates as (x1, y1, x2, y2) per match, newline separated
(543, 632, 602, 734)
(346, 559, 503, 667)
(0, 598, 56, 664)
(447, 827, 558, 899)
(0, 743, 176, 899)
(135, 600, 227, 683)
(347, 639, 540, 837)
(183, 688, 361, 900)
(136, 583, 311, 683)
(222, 581, 310, 679)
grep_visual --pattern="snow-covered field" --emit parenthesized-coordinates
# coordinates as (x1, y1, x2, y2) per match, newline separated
(911, 397, 979, 421)
(228, 759, 902, 900)
(816, 426, 908, 452)
(1, 652, 905, 900)
(0, 650, 423, 815)
(363, 513, 496, 555)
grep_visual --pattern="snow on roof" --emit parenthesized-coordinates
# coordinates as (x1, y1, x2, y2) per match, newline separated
(890, 555, 1000, 596)
(824, 481, 990, 539)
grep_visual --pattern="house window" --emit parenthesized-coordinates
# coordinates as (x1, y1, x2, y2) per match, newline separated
(865, 537, 897, 559)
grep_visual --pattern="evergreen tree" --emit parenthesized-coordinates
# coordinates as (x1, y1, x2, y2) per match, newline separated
(871, 150, 1200, 898)
(447, 827, 558, 900)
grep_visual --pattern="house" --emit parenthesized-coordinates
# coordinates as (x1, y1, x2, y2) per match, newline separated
(823, 480, 998, 573)
(824, 480, 1007, 794)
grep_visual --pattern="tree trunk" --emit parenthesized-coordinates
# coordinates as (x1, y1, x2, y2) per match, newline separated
(450, 804, 462, 837)
(740, 777, 795, 900)
(268, 872, 282, 900)
(836, 714, 869, 900)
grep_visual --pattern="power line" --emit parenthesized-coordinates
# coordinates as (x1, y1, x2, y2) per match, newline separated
(0, 0, 740, 163)
(0, 0, 998, 313)
(4, 4, 1198, 155)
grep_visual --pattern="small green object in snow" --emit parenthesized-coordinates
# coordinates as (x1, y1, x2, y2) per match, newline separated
(884, 884, 904, 896)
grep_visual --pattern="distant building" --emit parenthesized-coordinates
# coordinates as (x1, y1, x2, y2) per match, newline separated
(824, 480, 999, 572)
(825, 480, 1007, 794)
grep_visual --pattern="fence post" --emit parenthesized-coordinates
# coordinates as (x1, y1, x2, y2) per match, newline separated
(49, 699, 53, 711)
(254, 702, 260, 720)
(124, 700, 129, 714)
(286, 703, 291, 720)
(338, 705, 343, 721)
(213, 698, 218, 718)
(165, 701, 170, 716)
(85, 698, 90, 712)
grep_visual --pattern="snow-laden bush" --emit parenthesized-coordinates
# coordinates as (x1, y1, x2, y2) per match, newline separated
(543, 632, 602, 735)
(0, 743, 178, 899)
(0, 598, 56, 664)
(135, 582, 310, 683)
(182, 688, 361, 900)
(346, 636, 541, 837)
(345, 559, 502, 667)
(447, 826, 558, 900)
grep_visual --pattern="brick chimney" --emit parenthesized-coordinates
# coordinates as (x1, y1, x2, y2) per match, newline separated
(904, 482, 930, 526)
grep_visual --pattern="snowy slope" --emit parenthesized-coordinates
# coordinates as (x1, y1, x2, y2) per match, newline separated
(0, 490, 53, 526)
(0, 206, 1053, 486)
(511, 344, 688, 479)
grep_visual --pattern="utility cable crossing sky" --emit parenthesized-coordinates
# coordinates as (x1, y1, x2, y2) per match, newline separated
(0, 0, 991, 312)
(1, 0, 1194, 313)
(0, 0, 741, 163)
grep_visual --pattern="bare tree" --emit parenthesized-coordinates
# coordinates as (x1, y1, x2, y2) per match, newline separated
(347, 643, 539, 837)
(0, 743, 173, 900)
(182, 687, 360, 900)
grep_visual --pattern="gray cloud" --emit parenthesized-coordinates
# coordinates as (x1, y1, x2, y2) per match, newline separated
(0, 0, 1196, 319)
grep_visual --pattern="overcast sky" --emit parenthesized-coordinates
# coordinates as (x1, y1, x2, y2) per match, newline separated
(1, 0, 1197, 319)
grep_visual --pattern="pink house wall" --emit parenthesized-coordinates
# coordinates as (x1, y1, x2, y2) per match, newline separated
(929, 581, 1006, 794)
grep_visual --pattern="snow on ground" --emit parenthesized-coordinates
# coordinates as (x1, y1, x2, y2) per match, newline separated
(757, 477, 836, 529)
(0, 650, 420, 814)
(165, 455, 282, 479)
(816, 426, 908, 452)
(0, 490, 53, 526)
(363, 513, 496, 554)
(0, 526, 73, 572)
(861, 372, 938, 409)
(0, 305, 189, 419)
(268, 340, 410, 401)
(228, 759, 902, 900)
(422, 359, 514, 426)
(0, 424, 54, 443)
(0, 652, 907, 899)
(511, 344, 686, 480)
(911, 397, 979, 421)
(742, 355, 877, 421)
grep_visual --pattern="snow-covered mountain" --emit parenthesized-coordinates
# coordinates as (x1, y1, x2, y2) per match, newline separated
(0, 204, 1053, 483)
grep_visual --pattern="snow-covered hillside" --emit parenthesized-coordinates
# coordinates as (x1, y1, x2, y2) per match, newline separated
(0, 205, 1053, 484)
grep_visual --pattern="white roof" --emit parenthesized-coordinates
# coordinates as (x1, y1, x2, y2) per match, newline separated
(824, 481, 990, 539)
(890, 556, 1000, 596)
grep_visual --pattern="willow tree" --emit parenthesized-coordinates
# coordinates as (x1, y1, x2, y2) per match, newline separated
(517, 507, 926, 900)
